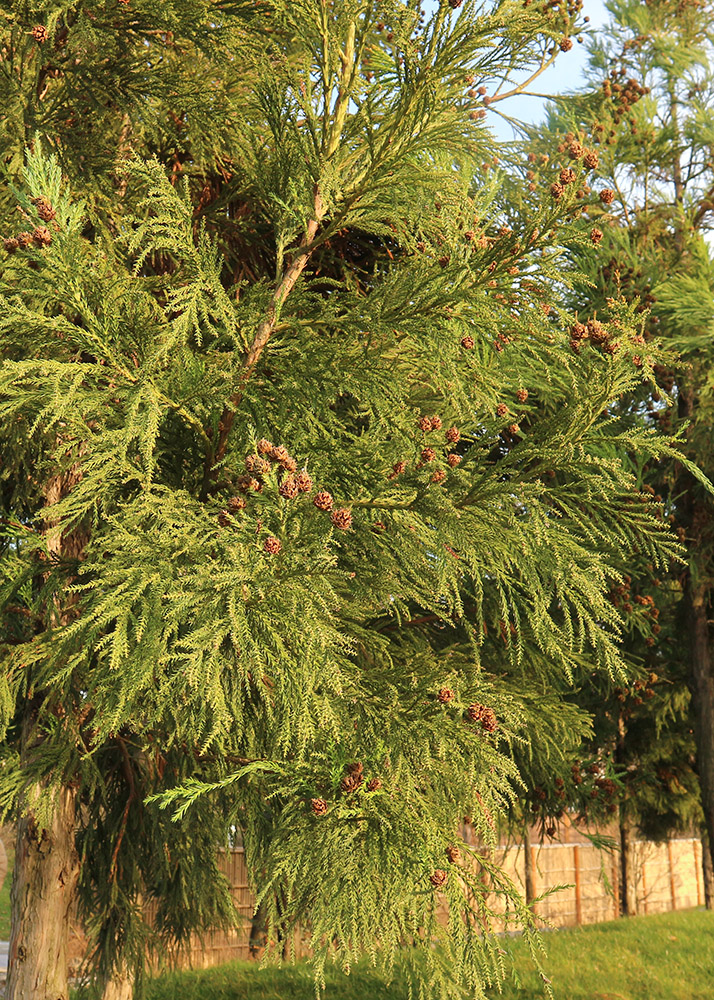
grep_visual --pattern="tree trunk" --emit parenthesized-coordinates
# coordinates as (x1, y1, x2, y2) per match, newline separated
(619, 810, 637, 917)
(7, 463, 88, 1000)
(249, 900, 268, 959)
(686, 584, 714, 894)
(702, 828, 714, 909)
(523, 828, 537, 908)
(7, 784, 79, 1000)
(101, 964, 135, 1000)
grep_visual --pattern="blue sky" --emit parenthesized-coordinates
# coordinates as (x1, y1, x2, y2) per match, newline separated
(423, 0, 611, 139)
(491, 0, 610, 139)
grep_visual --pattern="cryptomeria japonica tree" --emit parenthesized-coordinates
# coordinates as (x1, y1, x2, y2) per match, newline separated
(0, 2, 695, 998)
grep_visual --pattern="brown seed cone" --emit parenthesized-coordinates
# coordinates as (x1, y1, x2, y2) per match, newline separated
(431, 470, 446, 484)
(331, 507, 352, 530)
(218, 510, 231, 527)
(467, 703, 485, 723)
(245, 453, 271, 475)
(429, 869, 448, 888)
(237, 474, 262, 493)
(228, 495, 246, 511)
(447, 453, 461, 468)
(257, 438, 273, 454)
(590, 227, 604, 244)
(31, 197, 56, 222)
(3, 237, 19, 254)
(438, 687, 454, 704)
(313, 490, 333, 511)
(340, 771, 363, 793)
(347, 761, 363, 775)
(599, 188, 615, 205)
(445, 426, 460, 443)
(550, 182, 564, 200)
(560, 37, 573, 51)
(570, 321, 588, 340)
(430, 415, 442, 430)
(421, 447, 436, 463)
(583, 150, 599, 170)
(311, 798, 328, 816)
(295, 470, 313, 492)
(418, 415, 432, 432)
(568, 141, 585, 159)
(461, 335, 475, 349)
(445, 845, 461, 863)
(264, 536, 282, 554)
(559, 167, 577, 186)
(507, 423, 520, 436)
(496, 402, 508, 417)
(32, 25, 49, 42)
(17, 231, 33, 248)
(515, 389, 528, 403)
(479, 707, 498, 733)
(587, 319, 608, 344)
(279, 476, 299, 499)
(281, 456, 297, 473)
(391, 460, 407, 476)
(366, 777, 382, 792)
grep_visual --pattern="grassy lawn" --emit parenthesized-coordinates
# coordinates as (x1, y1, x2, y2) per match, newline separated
(140, 908, 714, 1000)
(0, 840, 13, 939)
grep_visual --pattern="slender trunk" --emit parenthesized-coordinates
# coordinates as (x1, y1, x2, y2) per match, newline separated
(702, 829, 714, 910)
(101, 964, 135, 1000)
(7, 784, 79, 1000)
(276, 889, 291, 961)
(615, 711, 636, 916)
(523, 826, 536, 907)
(249, 900, 268, 959)
(686, 584, 714, 889)
(619, 809, 637, 917)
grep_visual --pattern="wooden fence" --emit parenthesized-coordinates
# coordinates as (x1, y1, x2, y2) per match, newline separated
(67, 835, 707, 972)
(487, 836, 704, 929)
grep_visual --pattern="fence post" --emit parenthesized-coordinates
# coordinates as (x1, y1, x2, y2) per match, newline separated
(667, 840, 676, 911)
(573, 844, 582, 925)
(695, 839, 703, 907)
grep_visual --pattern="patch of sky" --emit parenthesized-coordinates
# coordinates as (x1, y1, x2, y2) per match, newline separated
(424, 0, 611, 141)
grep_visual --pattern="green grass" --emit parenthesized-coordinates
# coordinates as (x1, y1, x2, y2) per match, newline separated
(139, 908, 714, 1000)
(0, 840, 13, 939)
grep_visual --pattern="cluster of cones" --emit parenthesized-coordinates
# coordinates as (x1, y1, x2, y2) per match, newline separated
(3, 197, 56, 254)
(310, 761, 383, 816)
(218, 440, 353, 548)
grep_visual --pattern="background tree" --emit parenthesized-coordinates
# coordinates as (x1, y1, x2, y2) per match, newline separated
(0, 2, 693, 999)
(529, 0, 714, 903)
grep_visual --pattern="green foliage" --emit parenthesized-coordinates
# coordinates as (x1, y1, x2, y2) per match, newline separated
(0, 1, 688, 997)
(527, 0, 714, 851)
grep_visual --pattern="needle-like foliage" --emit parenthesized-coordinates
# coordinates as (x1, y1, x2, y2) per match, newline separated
(0, 2, 690, 997)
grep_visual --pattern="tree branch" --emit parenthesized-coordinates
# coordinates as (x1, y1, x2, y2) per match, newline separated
(200, 185, 325, 497)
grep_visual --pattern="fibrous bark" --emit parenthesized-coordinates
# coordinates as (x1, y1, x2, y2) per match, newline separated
(7, 784, 79, 1000)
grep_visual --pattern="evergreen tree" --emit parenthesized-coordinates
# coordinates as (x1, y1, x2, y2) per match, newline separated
(0, 2, 692, 998)
(534, 0, 714, 903)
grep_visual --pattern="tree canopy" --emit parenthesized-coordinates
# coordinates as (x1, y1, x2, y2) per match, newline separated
(0, 2, 701, 998)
